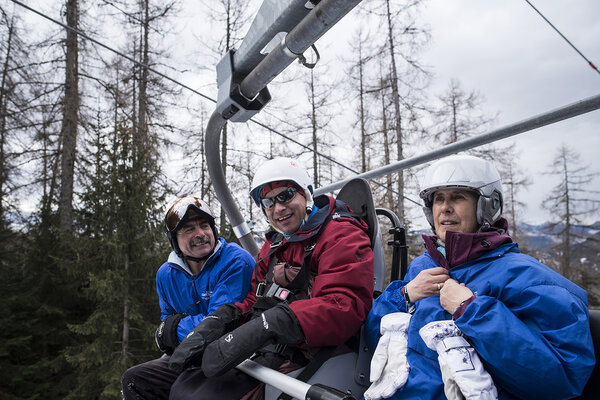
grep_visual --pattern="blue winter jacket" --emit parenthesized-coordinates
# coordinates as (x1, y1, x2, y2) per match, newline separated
(156, 237, 255, 343)
(365, 240, 594, 399)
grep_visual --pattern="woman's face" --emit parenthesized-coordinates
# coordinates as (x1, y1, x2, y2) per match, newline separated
(432, 189, 479, 241)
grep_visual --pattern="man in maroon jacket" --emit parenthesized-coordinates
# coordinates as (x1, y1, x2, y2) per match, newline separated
(168, 157, 374, 399)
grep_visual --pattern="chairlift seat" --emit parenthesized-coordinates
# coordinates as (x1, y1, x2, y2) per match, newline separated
(336, 178, 386, 294)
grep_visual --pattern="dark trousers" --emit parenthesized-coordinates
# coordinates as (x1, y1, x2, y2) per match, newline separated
(121, 355, 268, 400)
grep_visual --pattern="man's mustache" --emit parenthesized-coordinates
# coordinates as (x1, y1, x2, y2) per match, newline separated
(190, 237, 211, 246)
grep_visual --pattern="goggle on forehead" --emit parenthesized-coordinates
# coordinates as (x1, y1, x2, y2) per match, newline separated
(165, 197, 204, 232)
(260, 187, 298, 210)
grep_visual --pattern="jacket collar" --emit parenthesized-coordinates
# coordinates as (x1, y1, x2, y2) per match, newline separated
(422, 218, 513, 269)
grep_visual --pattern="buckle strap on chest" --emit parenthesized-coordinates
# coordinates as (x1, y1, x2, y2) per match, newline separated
(255, 213, 334, 304)
(253, 235, 284, 294)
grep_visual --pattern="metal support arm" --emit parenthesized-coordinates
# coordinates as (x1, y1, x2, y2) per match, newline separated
(210, 0, 364, 256)
(205, 111, 260, 256)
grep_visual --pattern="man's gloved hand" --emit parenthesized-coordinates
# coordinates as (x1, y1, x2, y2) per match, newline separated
(155, 313, 186, 355)
(168, 304, 241, 373)
(419, 320, 498, 400)
(201, 304, 305, 378)
(364, 312, 412, 400)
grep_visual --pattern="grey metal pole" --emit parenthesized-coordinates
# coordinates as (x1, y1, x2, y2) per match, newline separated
(233, 0, 312, 76)
(239, 0, 362, 99)
(205, 111, 260, 256)
(236, 359, 310, 399)
(236, 360, 355, 400)
(315, 93, 600, 195)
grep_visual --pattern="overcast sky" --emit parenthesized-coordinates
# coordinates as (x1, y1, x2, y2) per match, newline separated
(16, 0, 599, 227)
(404, 0, 600, 225)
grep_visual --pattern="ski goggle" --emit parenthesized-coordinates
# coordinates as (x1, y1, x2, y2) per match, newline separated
(165, 197, 213, 232)
(260, 187, 298, 210)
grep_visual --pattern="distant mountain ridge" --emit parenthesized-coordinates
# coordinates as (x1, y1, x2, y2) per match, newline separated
(518, 221, 600, 254)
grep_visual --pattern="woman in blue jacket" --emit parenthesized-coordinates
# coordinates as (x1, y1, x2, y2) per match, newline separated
(365, 155, 594, 400)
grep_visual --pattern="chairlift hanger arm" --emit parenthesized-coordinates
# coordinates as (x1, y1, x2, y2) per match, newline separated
(209, 0, 364, 257)
(238, 0, 360, 100)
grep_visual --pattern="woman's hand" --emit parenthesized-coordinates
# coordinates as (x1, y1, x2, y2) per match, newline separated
(440, 279, 473, 314)
(405, 267, 449, 302)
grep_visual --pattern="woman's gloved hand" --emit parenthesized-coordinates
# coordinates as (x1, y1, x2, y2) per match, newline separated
(364, 312, 412, 400)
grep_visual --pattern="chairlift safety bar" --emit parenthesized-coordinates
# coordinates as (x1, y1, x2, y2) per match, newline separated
(235, 359, 356, 400)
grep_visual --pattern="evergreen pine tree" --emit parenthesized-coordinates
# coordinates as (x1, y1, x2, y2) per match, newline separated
(63, 114, 167, 398)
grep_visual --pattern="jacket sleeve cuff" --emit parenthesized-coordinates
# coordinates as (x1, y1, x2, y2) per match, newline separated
(452, 295, 476, 320)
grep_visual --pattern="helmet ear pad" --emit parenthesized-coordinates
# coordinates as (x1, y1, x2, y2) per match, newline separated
(476, 190, 503, 229)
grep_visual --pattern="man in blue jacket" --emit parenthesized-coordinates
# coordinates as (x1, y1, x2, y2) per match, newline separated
(365, 155, 595, 399)
(121, 196, 255, 400)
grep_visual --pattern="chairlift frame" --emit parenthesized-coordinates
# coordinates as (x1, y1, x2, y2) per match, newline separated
(205, 1, 600, 399)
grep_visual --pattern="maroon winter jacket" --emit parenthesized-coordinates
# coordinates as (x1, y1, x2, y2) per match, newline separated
(236, 195, 374, 347)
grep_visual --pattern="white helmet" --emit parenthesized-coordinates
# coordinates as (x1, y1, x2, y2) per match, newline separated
(419, 154, 503, 231)
(250, 157, 314, 213)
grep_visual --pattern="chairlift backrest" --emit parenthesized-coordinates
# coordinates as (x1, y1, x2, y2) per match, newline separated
(336, 178, 386, 294)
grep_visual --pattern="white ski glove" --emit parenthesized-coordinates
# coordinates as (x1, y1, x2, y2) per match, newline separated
(364, 312, 412, 400)
(419, 320, 498, 400)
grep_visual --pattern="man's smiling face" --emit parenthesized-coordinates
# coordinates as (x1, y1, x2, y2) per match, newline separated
(176, 218, 215, 259)
(263, 185, 306, 235)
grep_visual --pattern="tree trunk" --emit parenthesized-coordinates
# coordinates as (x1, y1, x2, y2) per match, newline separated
(310, 70, 319, 186)
(358, 42, 367, 173)
(0, 13, 13, 224)
(58, 0, 80, 232)
(220, 122, 228, 233)
(121, 254, 130, 366)
(219, 0, 233, 234)
(385, 0, 405, 222)
(561, 150, 571, 278)
(507, 164, 518, 240)
(380, 84, 393, 208)
(137, 0, 150, 159)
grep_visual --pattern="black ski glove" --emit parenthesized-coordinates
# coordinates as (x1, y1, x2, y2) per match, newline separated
(201, 304, 305, 378)
(168, 304, 241, 373)
(155, 313, 186, 355)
